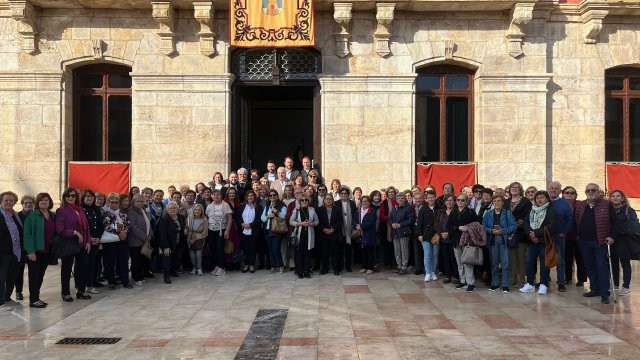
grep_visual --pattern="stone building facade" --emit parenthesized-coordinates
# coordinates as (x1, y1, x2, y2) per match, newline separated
(1, 0, 639, 199)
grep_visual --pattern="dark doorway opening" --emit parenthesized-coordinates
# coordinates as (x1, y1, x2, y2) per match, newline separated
(232, 85, 318, 172)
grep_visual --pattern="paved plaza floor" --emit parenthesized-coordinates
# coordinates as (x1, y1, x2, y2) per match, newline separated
(1, 263, 639, 359)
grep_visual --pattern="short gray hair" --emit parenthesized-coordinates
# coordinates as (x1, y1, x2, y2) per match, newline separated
(166, 201, 180, 210)
(107, 194, 120, 203)
(237, 167, 248, 175)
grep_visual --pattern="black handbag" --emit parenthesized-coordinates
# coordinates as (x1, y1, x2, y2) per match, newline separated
(52, 235, 82, 258)
(507, 232, 520, 249)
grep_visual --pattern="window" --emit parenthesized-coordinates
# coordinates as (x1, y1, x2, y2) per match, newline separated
(605, 67, 640, 162)
(415, 65, 474, 162)
(74, 64, 132, 161)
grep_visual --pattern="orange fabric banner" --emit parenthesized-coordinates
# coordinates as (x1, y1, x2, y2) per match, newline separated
(231, 0, 314, 47)
(416, 163, 476, 196)
(606, 163, 640, 198)
(68, 162, 130, 195)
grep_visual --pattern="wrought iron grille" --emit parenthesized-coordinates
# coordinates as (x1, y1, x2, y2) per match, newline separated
(233, 48, 320, 82)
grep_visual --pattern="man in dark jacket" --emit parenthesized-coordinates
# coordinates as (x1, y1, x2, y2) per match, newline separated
(548, 181, 573, 292)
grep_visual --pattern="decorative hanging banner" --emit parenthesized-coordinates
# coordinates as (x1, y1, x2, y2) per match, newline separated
(231, 0, 315, 47)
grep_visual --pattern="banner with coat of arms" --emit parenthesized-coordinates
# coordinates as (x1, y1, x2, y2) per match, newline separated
(231, 0, 315, 47)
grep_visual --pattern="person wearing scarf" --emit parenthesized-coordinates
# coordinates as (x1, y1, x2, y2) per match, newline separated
(102, 194, 132, 290)
(520, 190, 557, 295)
(55, 187, 92, 302)
(1, 191, 23, 311)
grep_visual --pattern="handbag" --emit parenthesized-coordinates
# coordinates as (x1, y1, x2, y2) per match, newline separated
(289, 233, 300, 247)
(271, 216, 289, 234)
(544, 226, 558, 268)
(507, 232, 520, 249)
(350, 229, 361, 240)
(52, 235, 82, 258)
(140, 239, 153, 259)
(461, 244, 483, 266)
(189, 237, 206, 250)
(430, 233, 441, 245)
(621, 207, 640, 239)
(100, 230, 120, 243)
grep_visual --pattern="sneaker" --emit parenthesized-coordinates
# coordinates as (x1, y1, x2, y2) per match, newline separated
(134, 281, 143, 287)
(197, 269, 203, 276)
(619, 287, 630, 296)
(538, 284, 548, 295)
(466, 285, 476, 292)
(365, 270, 374, 275)
(431, 273, 438, 281)
(502, 287, 510, 293)
(3, 299, 19, 306)
(424, 273, 432, 282)
(190, 269, 196, 275)
(519, 284, 535, 293)
(15, 292, 23, 301)
(217, 269, 226, 275)
(0, 304, 12, 311)
(359, 269, 367, 274)
(87, 287, 100, 294)
(488, 285, 499, 291)
(455, 283, 467, 290)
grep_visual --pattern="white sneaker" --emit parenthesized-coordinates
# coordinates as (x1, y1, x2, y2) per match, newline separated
(431, 272, 438, 281)
(197, 269, 203, 276)
(87, 287, 100, 294)
(538, 284, 548, 295)
(424, 273, 432, 282)
(0, 304, 12, 311)
(190, 269, 196, 275)
(619, 287, 630, 296)
(519, 284, 535, 293)
(217, 269, 225, 275)
(134, 281, 143, 287)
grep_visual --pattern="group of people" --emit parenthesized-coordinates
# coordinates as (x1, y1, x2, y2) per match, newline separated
(1, 156, 637, 311)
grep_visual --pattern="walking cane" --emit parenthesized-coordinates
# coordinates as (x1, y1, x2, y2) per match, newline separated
(606, 243, 617, 304)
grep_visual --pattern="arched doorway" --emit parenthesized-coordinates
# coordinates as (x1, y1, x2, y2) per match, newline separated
(231, 48, 321, 171)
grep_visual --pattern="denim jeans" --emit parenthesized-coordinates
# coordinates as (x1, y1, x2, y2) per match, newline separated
(578, 240, 610, 297)
(555, 234, 566, 285)
(267, 232, 284, 268)
(526, 242, 549, 286)
(422, 241, 440, 275)
(490, 240, 510, 288)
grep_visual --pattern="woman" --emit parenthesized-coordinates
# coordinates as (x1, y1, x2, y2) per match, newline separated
(195, 182, 207, 202)
(282, 185, 295, 207)
(102, 194, 132, 290)
(261, 191, 287, 273)
(95, 192, 106, 209)
(330, 179, 342, 201)
(224, 188, 241, 268)
(186, 203, 208, 276)
(436, 183, 455, 209)
(353, 187, 363, 208)
(23, 193, 55, 308)
(206, 189, 232, 275)
(525, 186, 537, 204)
(237, 190, 263, 273)
(436, 195, 456, 284)
(129, 186, 140, 199)
(14, 195, 34, 301)
(417, 191, 438, 282)
(141, 188, 153, 206)
(504, 182, 532, 288)
(307, 170, 320, 189)
(609, 189, 636, 296)
(292, 174, 306, 195)
(56, 187, 91, 302)
(379, 186, 398, 270)
(81, 190, 103, 294)
(448, 193, 478, 291)
(520, 190, 557, 295)
(158, 201, 186, 284)
(290, 195, 319, 278)
(127, 194, 152, 285)
(209, 172, 226, 192)
(316, 196, 343, 275)
(201, 188, 214, 208)
(483, 195, 517, 292)
(356, 195, 377, 274)
(120, 194, 131, 212)
(1, 191, 23, 311)
(562, 186, 586, 287)
(389, 191, 414, 274)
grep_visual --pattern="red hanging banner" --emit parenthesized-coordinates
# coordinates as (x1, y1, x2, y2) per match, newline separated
(68, 162, 131, 195)
(416, 163, 477, 196)
(606, 163, 640, 198)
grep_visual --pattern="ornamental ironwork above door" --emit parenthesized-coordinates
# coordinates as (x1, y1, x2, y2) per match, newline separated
(232, 48, 321, 84)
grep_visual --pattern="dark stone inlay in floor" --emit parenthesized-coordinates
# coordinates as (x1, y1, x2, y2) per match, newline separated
(234, 309, 288, 360)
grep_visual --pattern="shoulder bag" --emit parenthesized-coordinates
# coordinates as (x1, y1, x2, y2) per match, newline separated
(52, 234, 82, 258)
(461, 244, 483, 266)
(100, 229, 120, 243)
(272, 216, 289, 234)
(544, 226, 558, 268)
(140, 239, 153, 259)
(507, 232, 520, 249)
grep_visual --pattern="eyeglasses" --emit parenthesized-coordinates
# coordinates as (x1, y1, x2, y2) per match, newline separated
(269, 194, 278, 197)
(526, 190, 536, 194)
(318, 188, 326, 192)
(456, 199, 466, 202)
(586, 189, 598, 193)
(340, 192, 348, 195)
(300, 199, 309, 202)
(308, 175, 317, 178)
(563, 191, 576, 195)
(473, 190, 482, 193)
(110, 201, 120, 204)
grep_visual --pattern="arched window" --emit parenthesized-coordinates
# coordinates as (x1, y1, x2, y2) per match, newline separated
(415, 64, 474, 162)
(605, 67, 640, 161)
(74, 64, 132, 161)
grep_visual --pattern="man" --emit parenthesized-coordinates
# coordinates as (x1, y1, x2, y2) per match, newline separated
(574, 183, 613, 304)
(270, 167, 291, 198)
(300, 156, 322, 184)
(263, 161, 277, 184)
(548, 181, 573, 292)
(412, 191, 425, 275)
(283, 156, 300, 182)
(337, 187, 357, 273)
(162, 185, 176, 206)
(236, 168, 251, 202)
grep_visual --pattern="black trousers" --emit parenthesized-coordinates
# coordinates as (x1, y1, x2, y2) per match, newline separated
(331, 240, 344, 272)
(129, 246, 144, 282)
(319, 237, 331, 272)
(361, 244, 375, 271)
(241, 234, 257, 266)
(440, 242, 457, 279)
(103, 241, 130, 286)
(565, 239, 587, 283)
(61, 250, 88, 296)
(14, 260, 25, 294)
(412, 235, 424, 274)
(295, 236, 310, 275)
(85, 245, 99, 288)
(27, 252, 50, 303)
(1, 254, 19, 302)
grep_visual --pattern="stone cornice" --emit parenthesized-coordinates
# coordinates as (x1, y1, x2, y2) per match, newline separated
(0, 71, 63, 90)
(579, 0, 608, 44)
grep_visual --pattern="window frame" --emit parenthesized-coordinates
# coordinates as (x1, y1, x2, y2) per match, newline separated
(415, 64, 475, 162)
(73, 64, 132, 161)
(605, 67, 640, 162)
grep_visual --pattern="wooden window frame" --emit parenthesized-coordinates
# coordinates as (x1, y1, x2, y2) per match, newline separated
(73, 64, 132, 161)
(605, 67, 640, 162)
(416, 65, 475, 162)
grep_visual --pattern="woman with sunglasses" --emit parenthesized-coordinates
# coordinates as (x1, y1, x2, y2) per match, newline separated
(609, 189, 636, 296)
(56, 187, 92, 302)
(237, 190, 263, 273)
(525, 186, 537, 204)
(290, 195, 319, 278)
(261, 190, 287, 273)
(562, 186, 586, 287)
(504, 182, 532, 288)
(448, 193, 478, 291)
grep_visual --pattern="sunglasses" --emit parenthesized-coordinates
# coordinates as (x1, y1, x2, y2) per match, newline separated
(318, 188, 327, 191)
(308, 175, 317, 178)
(563, 191, 576, 195)
(586, 189, 598, 193)
(300, 199, 309, 202)
(526, 190, 536, 194)
(473, 190, 482, 193)
(456, 199, 466, 202)
(269, 194, 278, 197)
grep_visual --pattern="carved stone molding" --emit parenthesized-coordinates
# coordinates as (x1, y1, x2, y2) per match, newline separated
(580, 8, 608, 44)
(444, 40, 455, 59)
(333, 3, 352, 58)
(506, 3, 535, 59)
(151, 1, 177, 56)
(193, 1, 216, 57)
(374, 2, 395, 58)
(8, 0, 38, 54)
(92, 39, 104, 59)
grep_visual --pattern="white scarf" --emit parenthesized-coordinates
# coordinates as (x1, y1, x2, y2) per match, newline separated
(529, 202, 549, 230)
